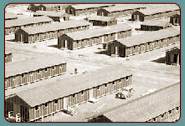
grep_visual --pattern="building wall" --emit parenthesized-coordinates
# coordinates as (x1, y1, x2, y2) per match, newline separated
(107, 41, 126, 57)
(65, 6, 76, 16)
(5, 63, 66, 90)
(15, 29, 29, 43)
(170, 16, 180, 26)
(97, 9, 109, 16)
(5, 96, 30, 121)
(90, 19, 117, 26)
(141, 25, 171, 31)
(166, 47, 180, 65)
(147, 106, 180, 122)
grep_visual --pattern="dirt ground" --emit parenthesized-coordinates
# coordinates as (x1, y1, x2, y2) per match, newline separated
(4, 4, 181, 122)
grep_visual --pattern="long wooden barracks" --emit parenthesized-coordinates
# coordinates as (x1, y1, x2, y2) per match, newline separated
(58, 23, 132, 50)
(33, 11, 70, 22)
(86, 16, 117, 26)
(5, 56, 66, 90)
(107, 28, 180, 57)
(5, 64, 132, 122)
(97, 4, 146, 17)
(87, 82, 180, 122)
(28, 4, 63, 12)
(5, 16, 53, 35)
(65, 4, 115, 16)
(132, 4, 180, 22)
(140, 19, 172, 31)
(15, 20, 91, 43)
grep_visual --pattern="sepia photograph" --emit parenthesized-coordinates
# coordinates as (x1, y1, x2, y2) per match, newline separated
(4, 3, 180, 122)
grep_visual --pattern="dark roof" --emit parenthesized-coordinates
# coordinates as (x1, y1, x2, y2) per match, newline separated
(103, 82, 180, 122)
(87, 16, 116, 22)
(33, 11, 68, 17)
(114, 27, 180, 47)
(71, 4, 114, 10)
(5, 55, 66, 78)
(5, 13, 18, 19)
(141, 18, 172, 27)
(138, 4, 179, 15)
(5, 16, 52, 28)
(64, 23, 132, 40)
(15, 64, 132, 107)
(103, 4, 146, 12)
(20, 19, 91, 34)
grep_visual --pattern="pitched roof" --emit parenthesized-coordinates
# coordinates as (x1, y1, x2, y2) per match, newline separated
(141, 18, 171, 27)
(15, 64, 132, 107)
(103, 82, 180, 122)
(138, 4, 180, 15)
(114, 27, 180, 47)
(87, 16, 116, 22)
(64, 23, 132, 40)
(166, 44, 180, 52)
(5, 55, 66, 78)
(71, 4, 114, 10)
(103, 4, 146, 12)
(5, 13, 18, 20)
(5, 16, 53, 28)
(171, 14, 180, 18)
(20, 19, 91, 34)
(33, 11, 68, 17)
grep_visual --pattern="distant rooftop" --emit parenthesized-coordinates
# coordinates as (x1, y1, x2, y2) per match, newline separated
(5, 55, 66, 78)
(103, 4, 146, 12)
(64, 23, 132, 40)
(87, 16, 116, 22)
(33, 11, 68, 17)
(5, 16, 52, 28)
(114, 27, 180, 47)
(138, 4, 179, 15)
(19, 19, 91, 34)
(141, 18, 171, 27)
(70, 4, 114, 10)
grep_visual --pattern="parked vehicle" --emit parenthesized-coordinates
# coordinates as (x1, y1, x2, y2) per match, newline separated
(116, 85, 134, 99)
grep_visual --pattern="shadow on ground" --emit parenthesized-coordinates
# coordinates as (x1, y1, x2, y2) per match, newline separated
(151, 57, 166, 64)
(94, 50, 107, 55)
(48, 45, 58, 48)
(6, 39, 16, 42)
